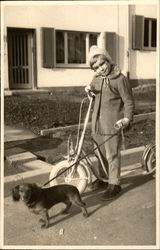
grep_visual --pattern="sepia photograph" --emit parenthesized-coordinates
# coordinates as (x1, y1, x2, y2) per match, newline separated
(0, 0, 159, 249)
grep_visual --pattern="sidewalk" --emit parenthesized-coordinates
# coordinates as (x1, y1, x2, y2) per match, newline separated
(3, 171, 156, 246)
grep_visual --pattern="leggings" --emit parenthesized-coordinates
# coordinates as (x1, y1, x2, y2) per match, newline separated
(93, 133, 121, 185)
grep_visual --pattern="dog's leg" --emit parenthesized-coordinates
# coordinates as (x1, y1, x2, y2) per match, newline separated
(80, 206, 89, 218)
(73, 201, 89, 217)
(61, 201, 72, 214)
(71, 195, 89, 218)
(40, 210, 49, 228)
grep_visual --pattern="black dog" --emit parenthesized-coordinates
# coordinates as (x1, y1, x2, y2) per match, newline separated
(12, 183, 88, 228)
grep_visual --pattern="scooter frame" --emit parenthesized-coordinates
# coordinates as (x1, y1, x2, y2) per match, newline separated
(49, 96, 156, 193)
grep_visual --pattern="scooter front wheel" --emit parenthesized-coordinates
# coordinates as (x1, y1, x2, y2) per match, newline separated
(49, 160, 88, 194)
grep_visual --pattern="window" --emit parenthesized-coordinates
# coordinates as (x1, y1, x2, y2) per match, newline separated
(42, 28, 117, 68)
(144, 18, 156, 48)
(132, 15, 157, 50)
(151, 19, 157, 47)
(56, 30, 99, 66)
(56, 31, 65, 63)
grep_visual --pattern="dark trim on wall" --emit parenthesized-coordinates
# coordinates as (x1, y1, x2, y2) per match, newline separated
(4, 86, 85, 97)
(4, 78, 156, 96)
(129, 79, 156, 88)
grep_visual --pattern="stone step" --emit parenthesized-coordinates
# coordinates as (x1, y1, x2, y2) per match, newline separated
(86, 146, 145, 167)
(4, 161, 144, 197)
(6, 152, 37, 164)
(4, 146, 146, 197)
(41, 112, 155, 136)
(120, 146, 145, 166)
(4, 147, 27, 157)
(23, 159, 53, 171)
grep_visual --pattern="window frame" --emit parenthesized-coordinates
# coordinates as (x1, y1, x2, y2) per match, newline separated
(55, 29, 100, 68)
(132, 15, 157, 51)
(143, 17, 157, 51)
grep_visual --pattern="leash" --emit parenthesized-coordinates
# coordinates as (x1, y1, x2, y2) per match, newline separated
(42, 131, 120, 187)
(42, 95, 126, 187)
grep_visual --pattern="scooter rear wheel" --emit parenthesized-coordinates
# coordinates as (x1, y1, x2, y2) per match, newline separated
(146, 149, 156, 174)
(142, 144, 156, 175)
(49, 160, 88, 194)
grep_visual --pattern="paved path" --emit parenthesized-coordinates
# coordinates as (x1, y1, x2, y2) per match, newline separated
(3, 172, 156, 247)
(4, 125, 37, 142)
(2, 123, 158, 248)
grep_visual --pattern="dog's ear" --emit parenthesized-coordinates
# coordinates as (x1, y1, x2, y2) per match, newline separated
(30, 183, 42, 199)
(31, 183, 39, 189)
(12, 185, 20, 201)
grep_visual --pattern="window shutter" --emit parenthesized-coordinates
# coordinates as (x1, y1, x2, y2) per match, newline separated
(132, 15, 144, 50)
(105, 32, 116, 63)
(42, 28, 55, 68)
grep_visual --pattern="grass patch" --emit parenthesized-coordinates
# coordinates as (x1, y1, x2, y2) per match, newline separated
(4, 86, 156, 135)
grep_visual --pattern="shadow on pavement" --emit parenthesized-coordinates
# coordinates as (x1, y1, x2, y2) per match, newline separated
(4, 136, 65, 165)
(84, 174, 154, 216)
(5, 136, 63, 152)
(48, 174, 154, 228)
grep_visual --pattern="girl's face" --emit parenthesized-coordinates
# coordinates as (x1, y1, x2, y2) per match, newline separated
(92, 56, 111, 76)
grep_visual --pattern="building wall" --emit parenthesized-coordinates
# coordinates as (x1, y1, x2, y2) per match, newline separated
(129, 5, 157, 79)
(118, 5, 130, 76)
(2, 3, 157, 90)
(2, 4, 130, 89)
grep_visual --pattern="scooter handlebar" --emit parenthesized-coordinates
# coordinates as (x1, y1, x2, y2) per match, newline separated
(87, 90, 96, 98)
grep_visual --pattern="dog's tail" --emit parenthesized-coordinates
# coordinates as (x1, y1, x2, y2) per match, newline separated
(82, 201, 86, 206)
(12, 185, 20, 201)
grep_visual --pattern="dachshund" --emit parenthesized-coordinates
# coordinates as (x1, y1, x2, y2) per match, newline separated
(12, 183, 88, 228)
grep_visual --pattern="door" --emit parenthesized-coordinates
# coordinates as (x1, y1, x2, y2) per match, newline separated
(7, 28, 35, 89)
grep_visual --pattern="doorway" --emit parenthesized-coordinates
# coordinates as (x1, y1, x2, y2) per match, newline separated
(7, 28, 36, 89)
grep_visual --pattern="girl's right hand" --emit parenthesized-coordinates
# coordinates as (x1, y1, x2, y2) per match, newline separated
(114, 118, 130, 130)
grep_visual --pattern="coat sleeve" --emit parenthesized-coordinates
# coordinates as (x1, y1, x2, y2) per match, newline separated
(117, 75, 134, 121)
(89, 75, 97, 92)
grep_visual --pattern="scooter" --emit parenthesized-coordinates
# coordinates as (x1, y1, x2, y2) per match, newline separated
(48, 96, 156, 193)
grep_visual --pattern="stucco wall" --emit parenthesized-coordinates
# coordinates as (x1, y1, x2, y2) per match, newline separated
(117, 5, 129, 75)
(2, 3, 157, 89)
(2, 4, 124, 89)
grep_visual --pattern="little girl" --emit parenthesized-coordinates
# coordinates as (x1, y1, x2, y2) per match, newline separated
(85, 46, 134, 200)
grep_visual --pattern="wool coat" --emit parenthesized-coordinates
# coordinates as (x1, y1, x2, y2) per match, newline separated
(89, 65, 134, 135)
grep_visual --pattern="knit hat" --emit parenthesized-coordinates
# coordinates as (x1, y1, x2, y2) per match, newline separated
(88, 45, 113, 65)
